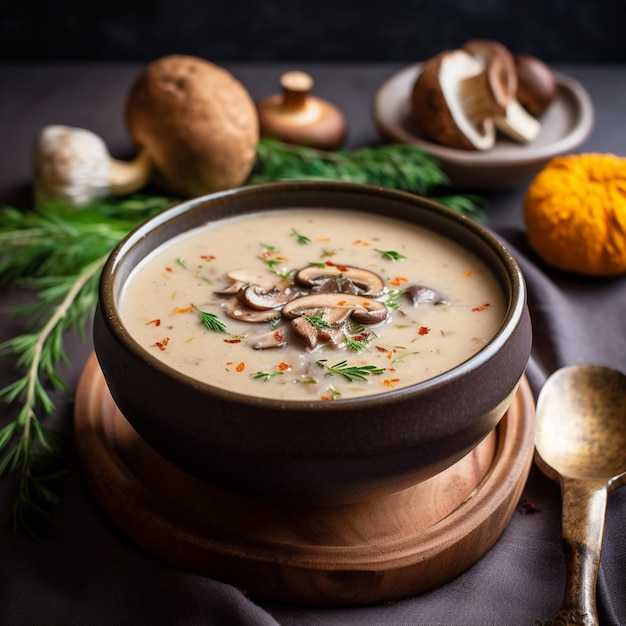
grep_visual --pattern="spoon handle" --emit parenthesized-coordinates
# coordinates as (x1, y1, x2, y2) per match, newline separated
(553, 477, 608, 626)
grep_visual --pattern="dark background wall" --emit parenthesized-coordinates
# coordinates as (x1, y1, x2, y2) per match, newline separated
(1, 0, 625, 63)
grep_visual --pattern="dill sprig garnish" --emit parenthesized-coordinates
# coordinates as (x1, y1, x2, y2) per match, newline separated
(194, 307, 229, 333)
(316, 359, 386, 382)
(249, 139, 487, 222)
(0, 194, 173, 536)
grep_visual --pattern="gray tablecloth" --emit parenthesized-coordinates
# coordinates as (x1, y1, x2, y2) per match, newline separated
(1, 62, 625, 625)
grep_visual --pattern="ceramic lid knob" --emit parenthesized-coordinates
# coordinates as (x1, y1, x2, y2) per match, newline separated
(256, 71, 347, 150)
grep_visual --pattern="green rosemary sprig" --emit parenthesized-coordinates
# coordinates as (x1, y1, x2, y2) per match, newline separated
(249, 139, 487, 222)
(195, 307, 228, 333)
(316, 359, 386, 382)
(0, 194, 173, 536)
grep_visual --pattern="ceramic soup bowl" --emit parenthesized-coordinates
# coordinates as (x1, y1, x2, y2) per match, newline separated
(93, 181, 531, 505)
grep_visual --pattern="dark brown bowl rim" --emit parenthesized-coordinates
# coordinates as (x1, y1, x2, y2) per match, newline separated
(98, 181, 527, 411)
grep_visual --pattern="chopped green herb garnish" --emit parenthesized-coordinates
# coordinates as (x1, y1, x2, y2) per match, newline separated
(375, 249, 407, 261)
(195, 306, 228, 333)
(391, 351, 420, 364)
(316, 359, 385, 382)
(344, 332, 372, 352)
(251, 370, 284, 382)
(290, 228, 311, 245)
(302, 314, 332, 329)
(384, 289, 405, 310)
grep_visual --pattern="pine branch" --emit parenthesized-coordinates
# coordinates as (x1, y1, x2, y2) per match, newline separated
(249, 139, 487, 222)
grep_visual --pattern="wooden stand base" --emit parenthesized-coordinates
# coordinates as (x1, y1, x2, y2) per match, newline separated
(74, 353, 535, 606)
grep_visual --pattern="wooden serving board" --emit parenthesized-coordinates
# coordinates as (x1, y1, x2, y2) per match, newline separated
(74, 353, 535, 606)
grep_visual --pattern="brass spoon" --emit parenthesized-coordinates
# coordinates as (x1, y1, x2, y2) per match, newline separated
(535, 364, 626, 626)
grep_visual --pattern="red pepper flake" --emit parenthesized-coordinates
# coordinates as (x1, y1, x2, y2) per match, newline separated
(353, 333, 368, 341)
(325, 260, 349, 272)
(235, 362, 246, 372)
(472, 302, 491, 312)
(274, 329, 285, 342)
(382, 378, 401, 388)
(320, 395, 332, 401)
(224, 338, 241, 344)
(389, 276, 408, 287)
(337, 300, 347, 306)
(154, 337, 170, 351)
(418, 326, 430, 336)
(277, 361, 291, 372)
(165, 266, 173, 273)
(174, 306, 194, 314)
(352, 239, 369, 246)
(376, 345, 396, 360)
(200, 255, 216, 261)
(464, 270, 471, 277)
(146, 319, 161, 327)
(520, 499, 541, 515)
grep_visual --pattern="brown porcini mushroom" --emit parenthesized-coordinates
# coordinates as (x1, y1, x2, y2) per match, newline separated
(255, 71, 347, 150)
(125, 54, 259, 197)
(514, 53, 557, 116)
(463, 39, 541, 143)
(32, 125, 151, 207)
(295, 264, 386, 298)
(410, 49, 504, 151)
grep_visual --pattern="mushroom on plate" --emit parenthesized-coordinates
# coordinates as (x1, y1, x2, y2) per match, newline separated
(514, 53, 557, 116)
(126, 54, 259, 197)
(462, 39, 541, 143)
(410, 49, 508, 151)
(32, 125, 151, 207)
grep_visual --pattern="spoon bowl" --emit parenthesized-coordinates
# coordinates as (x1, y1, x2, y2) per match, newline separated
(535, 364, 626, 626)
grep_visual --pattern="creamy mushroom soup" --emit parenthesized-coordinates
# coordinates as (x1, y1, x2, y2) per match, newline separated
(120, 209, 506, 400)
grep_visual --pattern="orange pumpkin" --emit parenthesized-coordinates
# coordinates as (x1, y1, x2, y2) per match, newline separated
(524, 153, 626, 276)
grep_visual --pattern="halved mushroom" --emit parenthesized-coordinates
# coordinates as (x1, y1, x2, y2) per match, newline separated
(282, 294, 389, 326)
(295, 265, 386, 298)
(239, 285, 298, 310)
(215, 270, 291, 296)
(463, 39, 541, 143)
(410, 49, 503, 151)
(290, 315, 346, 350)
(221, 298, 282, 323)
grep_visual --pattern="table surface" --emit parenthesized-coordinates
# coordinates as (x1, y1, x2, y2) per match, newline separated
(1, 62, 625, 626)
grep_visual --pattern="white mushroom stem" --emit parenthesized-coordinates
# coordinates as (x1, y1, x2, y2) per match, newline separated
(462, 40, 542, 144)
(494, 101, 541, 143)
(33, 125, 152, 207)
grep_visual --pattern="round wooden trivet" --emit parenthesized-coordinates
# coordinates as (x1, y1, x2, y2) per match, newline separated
(74, 353, 535, 606)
